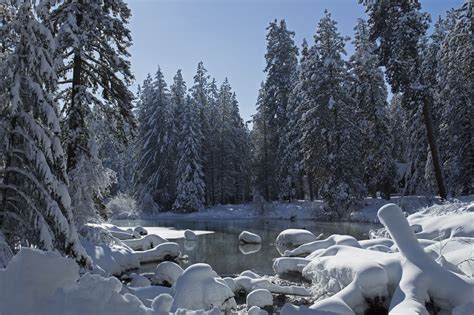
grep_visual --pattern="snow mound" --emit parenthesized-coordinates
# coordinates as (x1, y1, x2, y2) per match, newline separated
(284, 234, 360, 257)
(154, 261, 184, 286)
(84, 242, 140, 276)
(171, 263, 237, 312)
(134, 242, 180, 264)
(276, 229, 318, 246)
(273, 257, 311, 276)
(184, 229, 197, 241)
(239, 231, 262, 244)
(248, 305, 268, 315)
(246, 288, 273, 309)
(123, 234, 168, 251)
(129, 273, 151, 287)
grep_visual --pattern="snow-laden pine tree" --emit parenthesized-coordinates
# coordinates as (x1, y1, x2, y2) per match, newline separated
(350, 19, 396, 199)
(50, 0, 136, 221)
(437, 1, 473, 195)
(204, 78, 220, 205)
(134, 67, 173, 212)
(173, 96, 205, 212)
(254, 19, 298, 201)
(0, 1, 88, 266)
(300, 11, 365, 218)
(361, 0, 447, 199)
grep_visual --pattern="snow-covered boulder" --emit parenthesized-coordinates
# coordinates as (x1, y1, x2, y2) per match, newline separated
(122, 234, 168, 251)
(273, 257, 311, 276)
(133, 242, 180, 264)
(154, 261, 184, 286)
(248, 305, 268, 315)
(134, 226, 148, 236)
(171, 263, 237, 312)
(184, 229, 197, 241)
(284, 234, 360, 257)
(240, 270, 261, 279)
(246, 289, 273, 309)
(239, 231, 262, 244)
(276, 229, 318, 247)
(84, 242, 140, 276)
(129, 273, 151, 287)
(151, 294, 174, 315)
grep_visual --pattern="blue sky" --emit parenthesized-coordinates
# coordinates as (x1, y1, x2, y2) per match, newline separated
(127, 0, 463, 122)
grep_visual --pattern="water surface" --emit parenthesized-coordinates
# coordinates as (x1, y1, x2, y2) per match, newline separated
(113, 219, 381, 276)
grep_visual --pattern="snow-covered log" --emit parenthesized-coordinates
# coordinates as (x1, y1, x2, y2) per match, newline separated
(276, 229, 318, 246)
(133, 242, 180, 264)
(122, 234, 168, 251)
(284, 234, 360, 257)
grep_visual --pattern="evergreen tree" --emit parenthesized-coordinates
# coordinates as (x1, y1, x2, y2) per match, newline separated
(438, 2, 473, 195)
(134, 67, 173, 212)
(361, 0, 447, 199)
(173, 96, 205, 212)
(350, 19, 396, 199)
(254, 19, 298, 201)
(300, 11, 365, 218)
(0, 1, 88, 265)
(204, 78, 220, 205)
(51, 0, 136, 220)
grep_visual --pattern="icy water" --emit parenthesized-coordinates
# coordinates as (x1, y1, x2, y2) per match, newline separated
(113, 219, 381, 276)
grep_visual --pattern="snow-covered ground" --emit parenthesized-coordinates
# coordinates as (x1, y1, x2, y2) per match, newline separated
(113, 195, 462, 223)
(1, 198, 473, 314)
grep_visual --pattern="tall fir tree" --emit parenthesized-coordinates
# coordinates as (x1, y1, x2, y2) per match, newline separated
(361, 0, 447, 199)
(50, 0, 136, 221)
(300, 11, 365, 217)
(0, 1, 89, 265)
(437, 1, 473, 195)
(350, 19, 396, 199)
(173, 96, 205, 212)
(134, 67, 173, 212)
(254, 19, 298, 201)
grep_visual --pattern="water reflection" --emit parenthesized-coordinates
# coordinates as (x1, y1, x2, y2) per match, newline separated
(113, 219, 381, 276)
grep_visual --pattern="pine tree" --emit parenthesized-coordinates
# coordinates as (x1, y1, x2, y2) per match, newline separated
(300, 11, 365, 218)
(350, 19, 396, 199)
(254, 19, 298, 201)
(173, 96, 205, 212)
(361, 0, 447, 199)
(437, 1, 473, 195)
(0, 1, 88, 265)
(51, 0, 136, 220)
(205, 78, 220, 205)
(134, 67, 173, 212)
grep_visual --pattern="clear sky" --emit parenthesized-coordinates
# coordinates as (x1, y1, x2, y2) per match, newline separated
(126, 0, 463, 122)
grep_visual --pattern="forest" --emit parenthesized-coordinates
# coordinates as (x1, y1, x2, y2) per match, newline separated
(0, 0, 472, 314)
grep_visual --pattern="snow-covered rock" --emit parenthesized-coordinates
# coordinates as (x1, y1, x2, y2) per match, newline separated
(171, 263, 236, 312)
(276, 229, 318, 247)
(154, 261, 184, 286)
(247, 289, 273, 310)
(151, 294, 174, 315)
(273, 257, 311, 276)
(122, 234, 168, 251)
(239, 231, 262, 244)
(129, 273, 151, 287)
(133, 242, 180, 264)
(240, 270, 261, 279)
(248, 305, 268, 315)
(84, 242, 140, 275)
(284, 234, 360, 257)
(134, 226, 148, 236)
(184, 229, 197, 241)
(233, 275, 310, 296)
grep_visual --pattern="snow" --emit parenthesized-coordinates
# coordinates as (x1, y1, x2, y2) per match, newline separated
(170, 263, 237, 312)
(239, 230, 262, 244)
(273, 257, 311, 276)
(129, 273, 151, 287)
(276, 229, 319, 246)
(154, 261, 184, 286)
(246, 288, 273, 309)
(283, 234, 360, 257)
(248, 305, 268, 315)
(122, 234, 168, 251)
(134, 242, 180, 264)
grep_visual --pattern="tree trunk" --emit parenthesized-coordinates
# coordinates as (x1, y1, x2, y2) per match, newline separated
(422, 95, 447, 200)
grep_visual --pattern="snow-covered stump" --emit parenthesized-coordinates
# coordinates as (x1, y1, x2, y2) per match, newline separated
(171, 263, 237, 313)
(153, 261, 184, 286)
(239, 231, 262, 244)
(378, 204, 474, 314)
